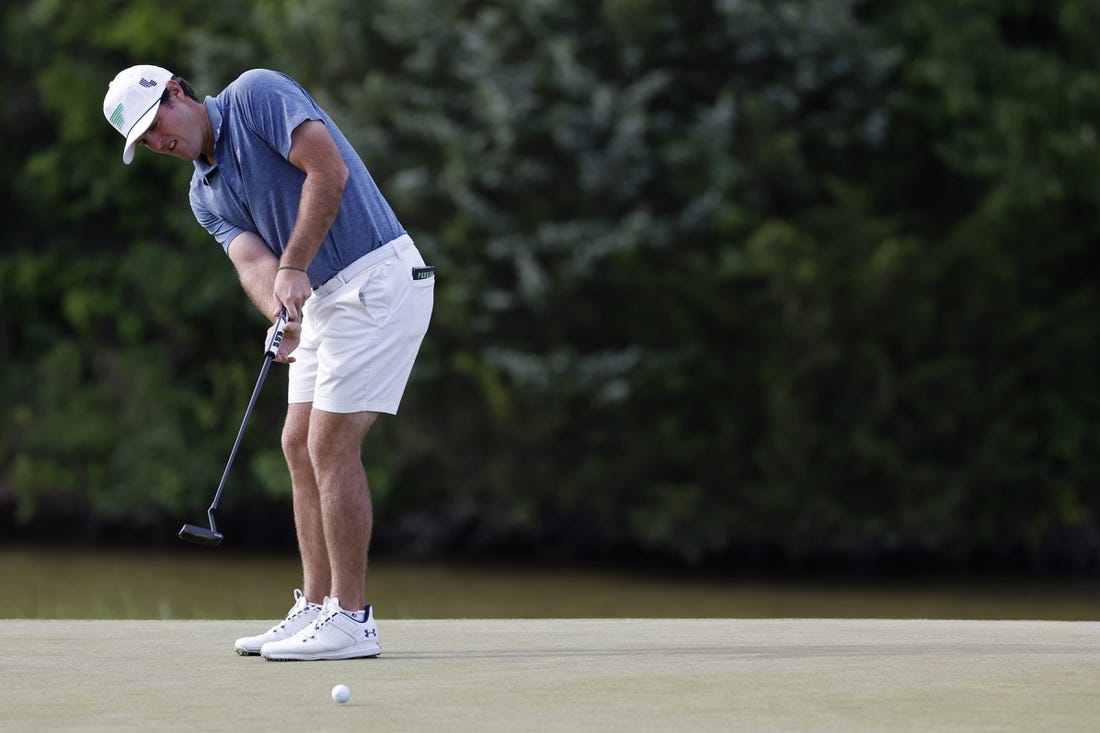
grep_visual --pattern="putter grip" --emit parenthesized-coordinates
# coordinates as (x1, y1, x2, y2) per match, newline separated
(266, 308, 289, 358)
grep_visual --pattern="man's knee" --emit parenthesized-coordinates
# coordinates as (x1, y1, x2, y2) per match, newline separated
(306, 410, 378, 464)
(282, 404, 313, 469)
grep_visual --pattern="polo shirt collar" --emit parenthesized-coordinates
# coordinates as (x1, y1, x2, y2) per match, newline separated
(194, 96, 223, 182)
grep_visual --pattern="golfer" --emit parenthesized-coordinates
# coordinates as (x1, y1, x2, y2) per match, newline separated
(103, 65, 434, 660)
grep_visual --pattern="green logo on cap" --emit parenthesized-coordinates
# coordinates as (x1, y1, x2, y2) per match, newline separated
(109, 103, 125, 130)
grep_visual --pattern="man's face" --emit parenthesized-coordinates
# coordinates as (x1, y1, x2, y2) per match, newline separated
(135, 83, 203, 162)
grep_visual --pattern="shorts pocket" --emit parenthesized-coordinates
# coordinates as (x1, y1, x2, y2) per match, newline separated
(405, 275, 434, 339)
(356, 260, 395, 326)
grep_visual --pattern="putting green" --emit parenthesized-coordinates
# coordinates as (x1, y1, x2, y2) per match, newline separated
(1, 619, 1098, 731)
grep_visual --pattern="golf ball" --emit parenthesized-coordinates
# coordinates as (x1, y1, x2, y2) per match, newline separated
(331, 684, 351, 704)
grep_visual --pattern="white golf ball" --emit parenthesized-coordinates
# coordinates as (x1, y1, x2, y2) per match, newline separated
(331, 684, 351, 704)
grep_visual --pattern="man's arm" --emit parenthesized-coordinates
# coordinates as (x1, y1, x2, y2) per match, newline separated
(228, 231, 300, 363)
(227, 230, 280, 318)
(272, 119, 349, 322)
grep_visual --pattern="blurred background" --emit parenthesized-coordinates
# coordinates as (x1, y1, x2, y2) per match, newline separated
(3, 0, 1100, 619)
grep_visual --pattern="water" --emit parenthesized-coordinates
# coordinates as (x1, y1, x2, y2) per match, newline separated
(3, 547, 1100, 620)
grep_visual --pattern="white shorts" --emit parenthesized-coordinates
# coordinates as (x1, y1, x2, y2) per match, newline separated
(288, 234, 434, 414)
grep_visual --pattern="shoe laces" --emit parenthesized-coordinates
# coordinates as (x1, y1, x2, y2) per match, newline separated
(302, 597, 343, 640)
(271, 589, 313, 632)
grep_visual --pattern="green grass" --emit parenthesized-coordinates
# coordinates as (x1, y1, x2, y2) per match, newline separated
(4, 618, 1100, 732)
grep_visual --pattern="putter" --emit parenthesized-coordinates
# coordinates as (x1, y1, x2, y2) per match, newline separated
(179, 307, 289, 547)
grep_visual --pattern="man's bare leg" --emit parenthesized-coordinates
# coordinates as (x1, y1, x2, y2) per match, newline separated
(282, 402, 330, 604)
(307, 408, 378, 610)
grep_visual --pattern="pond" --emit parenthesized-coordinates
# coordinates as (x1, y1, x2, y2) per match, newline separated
(4, 547, 1100, 620)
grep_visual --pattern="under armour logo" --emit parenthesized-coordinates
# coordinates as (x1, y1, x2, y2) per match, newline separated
(138, 77, 158, 88)
(364, 628, 377, 638)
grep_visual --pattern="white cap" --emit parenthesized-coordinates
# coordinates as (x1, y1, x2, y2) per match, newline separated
(103, 65, 174, 164)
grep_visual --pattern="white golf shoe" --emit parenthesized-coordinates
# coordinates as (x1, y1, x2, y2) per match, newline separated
(260, 596, 381, 661)
(234, 589, 322, 656)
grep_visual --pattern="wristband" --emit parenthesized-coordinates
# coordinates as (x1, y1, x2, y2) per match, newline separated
(278, 265, 308, 273)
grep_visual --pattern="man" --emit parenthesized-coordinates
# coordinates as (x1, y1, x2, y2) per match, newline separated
(103, 65, 434, 660)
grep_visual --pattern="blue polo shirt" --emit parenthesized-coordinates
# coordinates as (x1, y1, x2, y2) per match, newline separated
(189, 69, 404, 287)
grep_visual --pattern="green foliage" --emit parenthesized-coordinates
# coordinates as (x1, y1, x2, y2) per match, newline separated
(3, 0, 1100, 569)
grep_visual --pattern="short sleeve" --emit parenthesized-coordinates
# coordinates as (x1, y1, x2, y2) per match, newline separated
(233, 70, 324, 159)
(190, 185, 247, 252)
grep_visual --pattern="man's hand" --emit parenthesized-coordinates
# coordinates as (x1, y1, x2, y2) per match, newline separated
(274, 267, 312, 323)
(267, 317, 302, 363)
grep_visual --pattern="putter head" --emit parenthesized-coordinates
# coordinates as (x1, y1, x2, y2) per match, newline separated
(178, 523, 224, 547)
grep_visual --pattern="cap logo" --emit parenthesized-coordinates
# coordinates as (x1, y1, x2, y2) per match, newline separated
(109, 103, 125, 130)
(139, 77, 158, 88)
